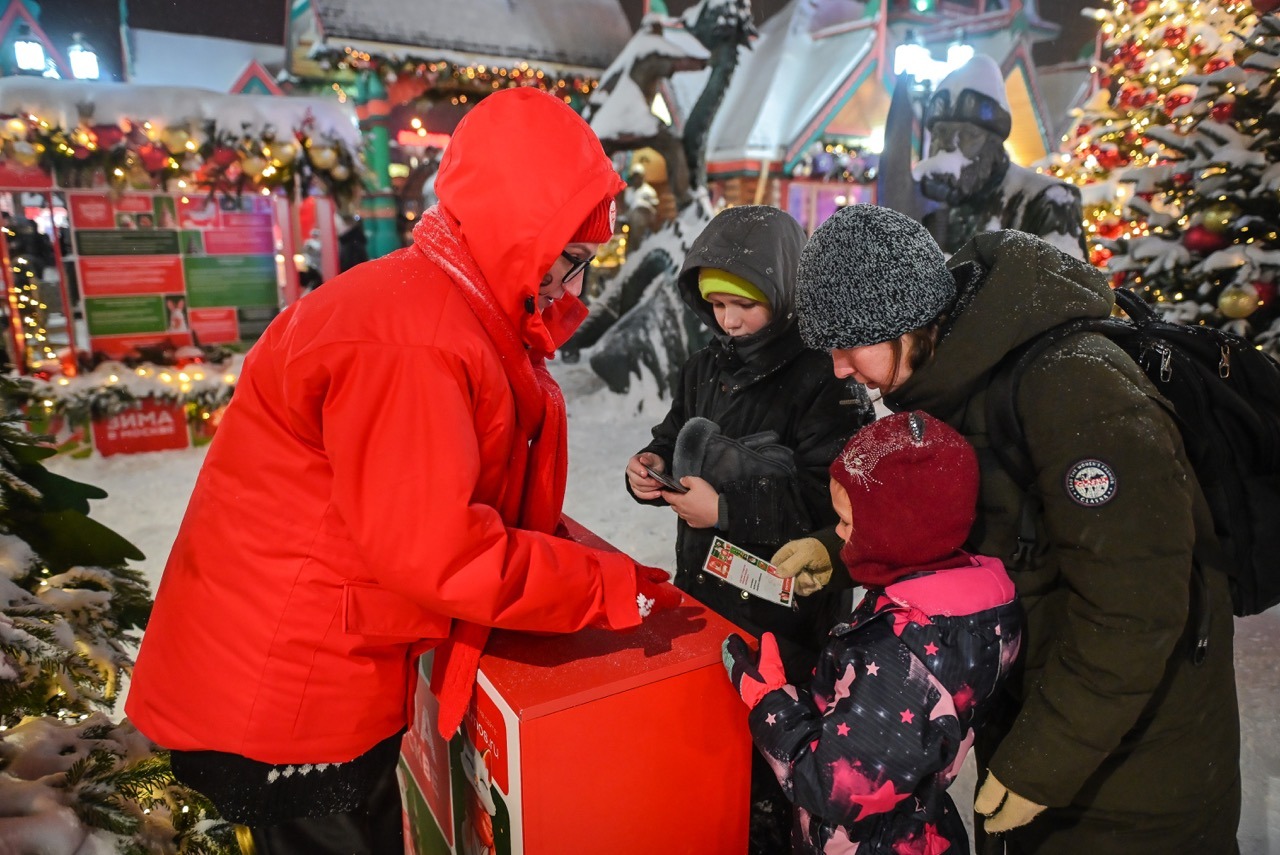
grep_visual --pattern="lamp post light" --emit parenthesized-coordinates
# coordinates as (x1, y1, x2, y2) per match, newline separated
(68, 33, 99, 80)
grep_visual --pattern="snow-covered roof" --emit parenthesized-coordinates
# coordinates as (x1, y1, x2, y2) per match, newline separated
(706, 2, 878, 165)
(128, 30, 286, 92)
(587, 24, 709, 142)
(0, 78, 360, 147)
(703, 0, 1067, 169)
(1035, 61, 1094, 144)
(310, 0, 632, 72)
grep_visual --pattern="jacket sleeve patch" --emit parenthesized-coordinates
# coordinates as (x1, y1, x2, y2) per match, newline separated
(1064, 458, 1117, 507)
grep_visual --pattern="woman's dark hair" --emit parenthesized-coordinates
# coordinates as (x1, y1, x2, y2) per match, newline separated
(885, 315, 947, 390)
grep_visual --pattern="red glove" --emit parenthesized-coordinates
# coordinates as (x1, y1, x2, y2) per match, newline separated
(635, 565, 681, 619)
(722, 632, 787, 710)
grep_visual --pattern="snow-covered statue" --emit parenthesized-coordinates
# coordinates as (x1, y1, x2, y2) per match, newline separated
(619, 164, 660, 248)
(565, 0, 756, 396)
(914, 55, 1088, 259)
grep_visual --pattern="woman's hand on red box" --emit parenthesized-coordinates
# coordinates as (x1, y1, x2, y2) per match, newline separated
(635, 565, 681, 619)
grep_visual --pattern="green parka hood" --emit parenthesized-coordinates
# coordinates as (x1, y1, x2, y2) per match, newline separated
(888, 230, 1115, 415)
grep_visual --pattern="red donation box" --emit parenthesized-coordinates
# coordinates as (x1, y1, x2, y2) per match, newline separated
(398, 537, 752, 854)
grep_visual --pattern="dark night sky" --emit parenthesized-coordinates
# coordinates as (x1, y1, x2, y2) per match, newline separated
(35, 0, 1096, 84)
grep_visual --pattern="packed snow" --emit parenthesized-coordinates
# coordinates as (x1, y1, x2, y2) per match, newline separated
(46, 360, 1280, 853)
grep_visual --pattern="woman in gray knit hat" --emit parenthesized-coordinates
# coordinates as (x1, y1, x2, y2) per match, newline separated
(783, 204, 1240, 855)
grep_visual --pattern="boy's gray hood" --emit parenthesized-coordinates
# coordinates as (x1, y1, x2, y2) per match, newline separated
(677, 205, 807, 340)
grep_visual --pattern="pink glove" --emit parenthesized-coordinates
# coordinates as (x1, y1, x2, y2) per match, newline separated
(721, 632, 787, 709)
(635, 565, 682, 618)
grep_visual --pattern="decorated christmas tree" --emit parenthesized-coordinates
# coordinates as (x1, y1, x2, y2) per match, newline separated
(1112, 7, 1280, 346)
(1046, 0, 1259, 267)
(0, 376, 234, 853)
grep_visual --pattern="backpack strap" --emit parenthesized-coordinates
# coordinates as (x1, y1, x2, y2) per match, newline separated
(986, 319, 1097, 566)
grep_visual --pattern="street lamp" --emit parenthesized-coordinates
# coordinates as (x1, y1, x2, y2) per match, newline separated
(68, 33, 99, 80)
(13, 22, 44, 72)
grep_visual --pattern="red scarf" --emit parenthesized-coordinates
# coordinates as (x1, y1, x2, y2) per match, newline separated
(412, 206, 581, 738)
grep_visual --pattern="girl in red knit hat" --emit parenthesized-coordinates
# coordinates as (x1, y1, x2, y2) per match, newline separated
(722, 411, 1024, 854)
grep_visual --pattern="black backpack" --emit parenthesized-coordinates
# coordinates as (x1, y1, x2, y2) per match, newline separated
(986, 287, 1280, 621)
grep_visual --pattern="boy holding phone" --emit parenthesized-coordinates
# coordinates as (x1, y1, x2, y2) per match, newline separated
(623, 205, 864, 855)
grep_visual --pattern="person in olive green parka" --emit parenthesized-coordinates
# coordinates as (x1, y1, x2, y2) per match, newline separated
(786, 204, 1240, 855)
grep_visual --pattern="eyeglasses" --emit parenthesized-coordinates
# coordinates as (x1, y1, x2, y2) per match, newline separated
(560, 250, 592, 284)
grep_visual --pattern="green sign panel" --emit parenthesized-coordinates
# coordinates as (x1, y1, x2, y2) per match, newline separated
(85, 296, 167, 336)
(184, 256, 278, 308)
(75, 229, 181, 256)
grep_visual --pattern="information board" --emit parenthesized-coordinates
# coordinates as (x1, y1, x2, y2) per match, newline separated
(68, 191, 281, 358)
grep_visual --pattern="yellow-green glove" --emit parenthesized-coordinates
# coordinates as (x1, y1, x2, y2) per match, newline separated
(975, 771, 1047, 833)
(770, 537, 833, 596)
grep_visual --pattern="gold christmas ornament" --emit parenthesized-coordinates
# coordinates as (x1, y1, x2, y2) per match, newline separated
(1201, 200, 1241, 234)
(308, 145, 338, 171)
(241, 155, 269, 179)
(3, 117, 27, 139)
(1218, 283, 1259, 319)
(270, 142, 298, 166)
(10, 140, 38, 167)
(329, 163, 350, 181)
(161, 127, 191, 154)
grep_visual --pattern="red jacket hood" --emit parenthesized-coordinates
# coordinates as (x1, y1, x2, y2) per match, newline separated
(427, 89, 623, 354)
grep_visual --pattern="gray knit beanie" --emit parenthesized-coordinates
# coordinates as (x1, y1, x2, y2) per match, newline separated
(795, 204, 955, 349)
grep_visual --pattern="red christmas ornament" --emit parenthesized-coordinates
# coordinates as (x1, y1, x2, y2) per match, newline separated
(1075, 123, 1092, 137)
(1190, 42, 1205, 58)
(1183, 224, 1231, 254)
(1130, 0, 1149, 12)
(210, 146, 240, 167)
(137, 143, 171, 172)
(1098, 220, 1125, 240)
(1211, 101, 1236, 123)
(1098, 148, 1124, 169)
(1091, 246, 1114, 267)
(92, 124, 124, 148)
(72, 146, 92, 160)
(1164, 93, 1193, 116)
(1163, 26, 1187, 47)
(1110, 271, 1128, 289)
(1252, 281, 1277, 306)
(1255, 0, 1280, 14)
(1204, 58, 1231, 73)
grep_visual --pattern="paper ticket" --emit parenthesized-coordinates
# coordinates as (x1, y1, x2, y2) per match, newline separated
(702, 536, 795, 608)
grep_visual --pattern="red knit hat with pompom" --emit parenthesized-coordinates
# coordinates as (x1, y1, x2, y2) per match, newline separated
(570, 195, 617, 243)
(830, 411, 979, 588)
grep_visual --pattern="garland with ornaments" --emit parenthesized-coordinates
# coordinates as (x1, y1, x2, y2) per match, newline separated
(311, 46, 599, 108)
(1, 109, 364, 211)
(12, 346, 242, 437)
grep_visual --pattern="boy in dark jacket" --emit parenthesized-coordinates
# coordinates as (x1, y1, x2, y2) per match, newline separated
(625, 204, 863, 853)
(723, 411, 1024, 854)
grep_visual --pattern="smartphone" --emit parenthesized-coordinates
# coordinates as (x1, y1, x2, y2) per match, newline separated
(645, 466, 689, 493)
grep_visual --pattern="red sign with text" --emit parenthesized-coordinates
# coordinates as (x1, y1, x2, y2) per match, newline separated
(80, 256, 185, 296)
(91, 398, 190, 456)
(187, 307, 239, 344)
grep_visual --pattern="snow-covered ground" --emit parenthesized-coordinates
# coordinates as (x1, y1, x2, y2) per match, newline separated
(48, 360, 1280, 853)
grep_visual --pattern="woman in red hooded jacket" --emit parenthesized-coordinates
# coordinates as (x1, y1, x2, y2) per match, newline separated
(126, 89, 679, 855)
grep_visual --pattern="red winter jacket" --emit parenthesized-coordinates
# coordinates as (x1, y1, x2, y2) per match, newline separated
(126, 90, 632, 764)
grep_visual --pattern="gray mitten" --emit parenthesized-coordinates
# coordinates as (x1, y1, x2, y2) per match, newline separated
(673, 417, 796, 490)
